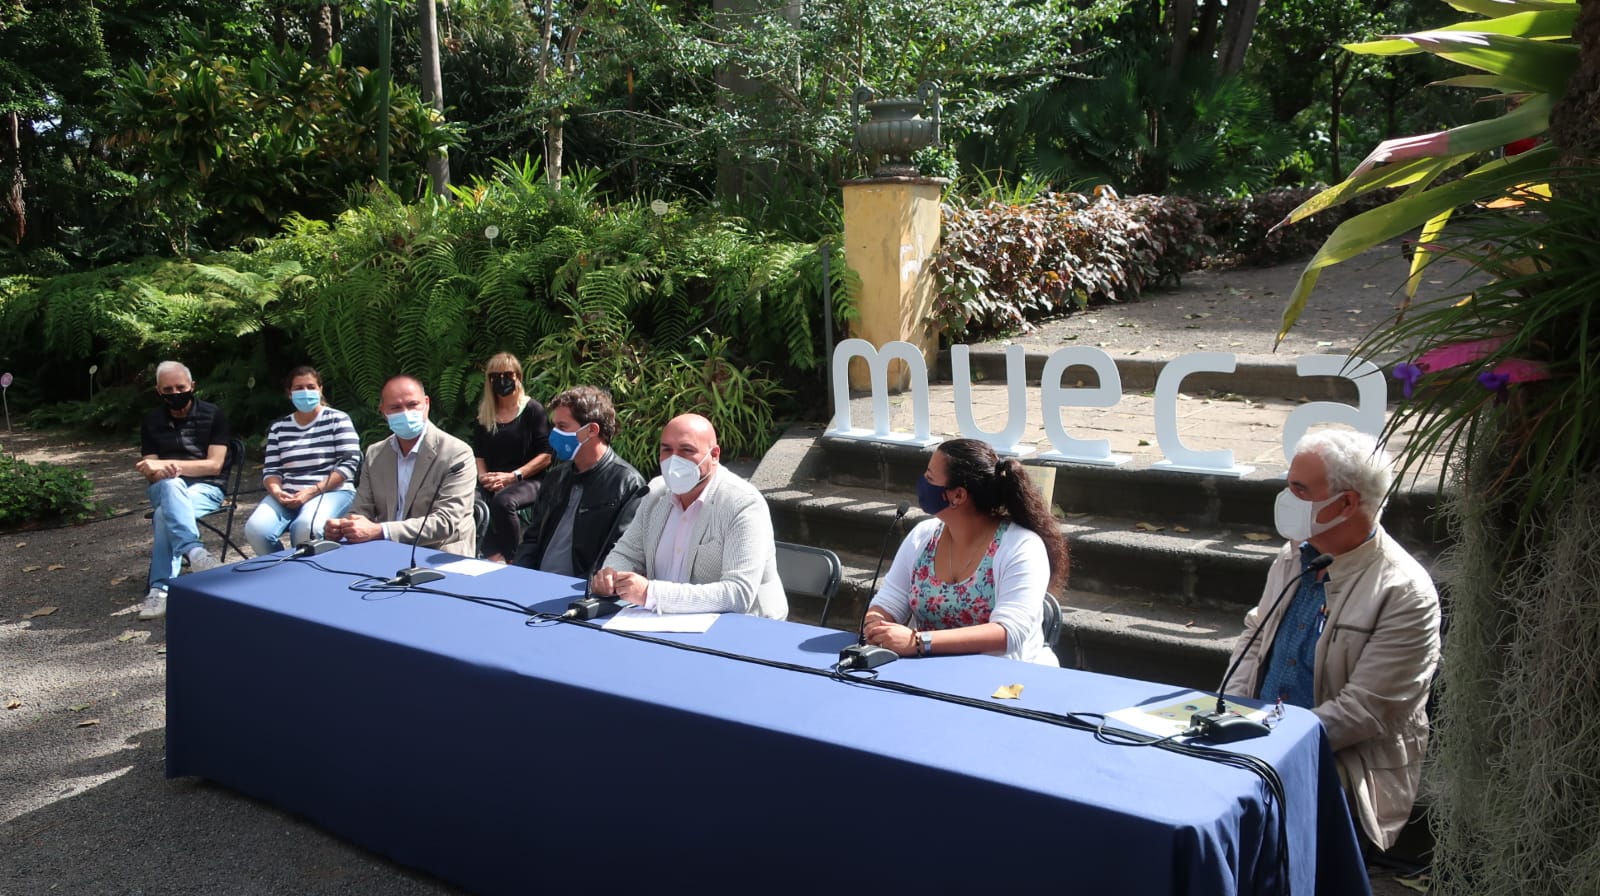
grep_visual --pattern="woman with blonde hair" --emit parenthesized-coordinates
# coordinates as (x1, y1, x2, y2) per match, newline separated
(471, 352, 552, 562)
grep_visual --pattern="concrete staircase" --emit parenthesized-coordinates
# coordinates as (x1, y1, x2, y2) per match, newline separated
(751, 350, 1450, 692)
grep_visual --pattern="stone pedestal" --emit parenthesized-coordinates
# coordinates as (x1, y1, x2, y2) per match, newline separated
(841, 176, 948, 391)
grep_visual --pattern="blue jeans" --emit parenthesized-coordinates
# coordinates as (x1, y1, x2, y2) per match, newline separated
(148, 478, 225, 590)
(244, 488, 355, 556)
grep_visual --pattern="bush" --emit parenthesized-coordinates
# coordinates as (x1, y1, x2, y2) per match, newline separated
(932, 191, 1209, 339)
(0, 452, 98, 528)
(1191, 186, 1399, 269)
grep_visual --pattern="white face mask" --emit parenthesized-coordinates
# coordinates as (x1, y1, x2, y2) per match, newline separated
(1273, 489, 1350, 543)
(662, 454, 710, 495)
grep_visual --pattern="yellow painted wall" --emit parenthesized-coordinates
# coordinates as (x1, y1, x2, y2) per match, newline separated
(841, 178, 946, 391)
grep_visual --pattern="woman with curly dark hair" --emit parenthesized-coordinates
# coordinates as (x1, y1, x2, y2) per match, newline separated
(863, 438, 1069, 665)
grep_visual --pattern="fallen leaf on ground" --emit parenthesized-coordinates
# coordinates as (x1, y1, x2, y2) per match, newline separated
(110, 575, 130, 586)
(116, 632, 138, 643)
(5, 698, 21, 710)
(155, 647, 167, 655)
(76, 719, 100, 728)
(1185, 620, 1196, 627)
(1243, 532, 1275, 542)
(21, 565, 41, 573)
(1174, 525, 1192, 533)
(1134, 522, 1164, 532)
(1137, 439, 1150, 447)
(13, 542, 25, 548)
(47, 564, 65, 571)
(991, 684, 1025, 700)
(68, 703, 90, 712)
(26, 606, 58, 618)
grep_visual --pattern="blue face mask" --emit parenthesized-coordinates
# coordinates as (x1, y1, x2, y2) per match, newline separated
(387, 409, 426, 440)
(548, 425, 587, 461)
(290, 389, 321, 413)
(916, 476, 952, 515)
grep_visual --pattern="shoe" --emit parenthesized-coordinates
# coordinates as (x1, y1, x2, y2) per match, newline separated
(186, 546, 220, 572)
(139, 588, 168, 620)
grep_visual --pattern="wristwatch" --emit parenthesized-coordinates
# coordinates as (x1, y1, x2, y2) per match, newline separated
(917, 631, 934, 657)
(513, 469, 523, 481)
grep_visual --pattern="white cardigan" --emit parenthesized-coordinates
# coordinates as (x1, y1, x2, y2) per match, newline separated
(869, 518, 1058, 666)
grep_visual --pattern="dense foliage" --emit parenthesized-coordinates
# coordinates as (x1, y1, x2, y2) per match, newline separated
(932, 190, 1204, 338)
(0, 451, 99, 528)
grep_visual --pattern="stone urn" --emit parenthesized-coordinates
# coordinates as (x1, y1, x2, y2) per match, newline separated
(851, 82, 941, 177)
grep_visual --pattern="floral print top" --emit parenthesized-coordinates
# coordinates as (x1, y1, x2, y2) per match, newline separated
(907, 521, 1010, 632)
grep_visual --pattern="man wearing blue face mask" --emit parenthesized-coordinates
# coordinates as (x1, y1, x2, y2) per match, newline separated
(511, 386, 645, 576)
(1222, 429, 1440, 856)
(325, 375, 476, 558)
(589, 413, 787, 619)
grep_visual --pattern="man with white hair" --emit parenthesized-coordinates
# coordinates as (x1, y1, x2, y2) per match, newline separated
(1222, 429, 1441, 854)
(135, 360, 230, 620)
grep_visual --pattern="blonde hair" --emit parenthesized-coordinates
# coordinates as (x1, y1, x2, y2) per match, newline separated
(476, 352, 527, 433)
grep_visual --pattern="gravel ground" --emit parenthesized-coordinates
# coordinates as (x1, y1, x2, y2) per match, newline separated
(0, 249, 1429, 895)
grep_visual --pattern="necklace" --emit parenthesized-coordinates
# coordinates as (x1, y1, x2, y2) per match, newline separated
(939, 524, 994, 582)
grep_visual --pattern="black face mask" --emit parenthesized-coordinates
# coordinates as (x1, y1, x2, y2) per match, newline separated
(490, 375, 517, 397)
(162, 390, 194, 411)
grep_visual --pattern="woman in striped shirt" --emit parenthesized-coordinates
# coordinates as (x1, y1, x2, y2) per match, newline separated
(243, 366, 363, 555)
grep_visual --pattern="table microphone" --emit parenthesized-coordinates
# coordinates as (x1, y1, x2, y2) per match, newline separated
(389, 459, 468, 587)
(567, 482, 653, 620)
(291, 481, 341, 558)
(1191, 551, 1335, 743)
(838, 501, 911, 671)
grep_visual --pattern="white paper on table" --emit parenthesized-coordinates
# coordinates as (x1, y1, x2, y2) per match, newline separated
(1104, 690, 1269, 738)
(602, 606, 720, 633)
(431, 558, 508, 577)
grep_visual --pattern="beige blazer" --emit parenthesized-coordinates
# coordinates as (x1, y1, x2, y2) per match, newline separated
(351, 424, 477, 559)
(602, 467, 787, 619)
(1223, 528, 1441, 849)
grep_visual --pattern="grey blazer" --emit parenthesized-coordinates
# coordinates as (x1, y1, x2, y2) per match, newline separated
(351, 424, 478, 559)
(602, 467, 787, 619)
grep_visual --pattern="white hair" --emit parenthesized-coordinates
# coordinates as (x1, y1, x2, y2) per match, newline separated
(154, 360, 193, 382)
(1295, 429, 1393, 519)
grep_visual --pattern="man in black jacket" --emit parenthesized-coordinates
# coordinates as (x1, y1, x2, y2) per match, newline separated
(512, 386, 645, 578)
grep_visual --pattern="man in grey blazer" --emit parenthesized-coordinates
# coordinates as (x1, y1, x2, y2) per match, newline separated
(590, 413, 786, 619)
(325, 375, 477, 558)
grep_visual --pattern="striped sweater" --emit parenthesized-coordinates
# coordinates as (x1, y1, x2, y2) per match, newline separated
(261, 406, 363, 491)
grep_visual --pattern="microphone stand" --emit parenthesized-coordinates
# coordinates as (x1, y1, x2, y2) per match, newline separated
(1191, 552, 1335, 742)
(390, 458, 468, 587)
(838, 501, 911, 671)
(565, 482, 653, 620)
(291, 478, 341, 558)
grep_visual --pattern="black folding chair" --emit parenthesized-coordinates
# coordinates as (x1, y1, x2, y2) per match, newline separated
(775, 542, 843, 626)
(199, 437, 249, 561)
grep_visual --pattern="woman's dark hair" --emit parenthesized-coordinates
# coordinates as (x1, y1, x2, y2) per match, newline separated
(284, 365, 322, 390)
(938, 438, 1069, 588)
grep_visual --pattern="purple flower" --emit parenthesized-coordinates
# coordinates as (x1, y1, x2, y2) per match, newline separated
(1393, 362, 1424, 398)
(1478, 370, 1511, 398)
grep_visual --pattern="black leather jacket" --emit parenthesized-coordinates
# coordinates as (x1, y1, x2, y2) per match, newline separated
(511, 447, 645, 577)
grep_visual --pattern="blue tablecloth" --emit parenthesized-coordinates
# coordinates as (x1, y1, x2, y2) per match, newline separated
(167, 541, 1369, 894)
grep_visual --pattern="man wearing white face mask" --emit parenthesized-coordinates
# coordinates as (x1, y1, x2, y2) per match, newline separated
(589, 413, 787, 619)
(1222, 429, 1440, 855)
(325, 375, 476, 558)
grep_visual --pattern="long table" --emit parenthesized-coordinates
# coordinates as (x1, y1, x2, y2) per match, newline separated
(167, 541, 1369, 894)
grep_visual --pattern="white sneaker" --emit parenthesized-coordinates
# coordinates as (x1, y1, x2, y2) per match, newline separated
(139, 588, 168, 620)
(186, 546, 220, 572)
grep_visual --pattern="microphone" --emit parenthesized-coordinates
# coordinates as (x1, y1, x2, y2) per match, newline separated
(390, 459, 468, 587)
(838, 501, 911, 671)
(1191, 552, 1335, 742)
(291, 479, 340, 558)
(567, 482, 653, 620)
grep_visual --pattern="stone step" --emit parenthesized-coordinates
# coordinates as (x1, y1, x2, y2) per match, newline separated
(815, 434, 1448, 552)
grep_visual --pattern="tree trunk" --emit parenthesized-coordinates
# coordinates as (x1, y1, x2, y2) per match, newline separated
(418, 0, 450, 195)
(1549, 0, 1600, 164)
(1166, 0, 1196, 78)
(1191, 0, 1224, 65)
(5, 111, 24, 245)
(1216, 0, 1261, 76)
(1328, 55, 1351, 183)
(310, 3, 334, 61)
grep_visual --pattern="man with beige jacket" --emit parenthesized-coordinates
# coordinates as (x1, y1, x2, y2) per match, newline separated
(1222, 429, 1440, 853)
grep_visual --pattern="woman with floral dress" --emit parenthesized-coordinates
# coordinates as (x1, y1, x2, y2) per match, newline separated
(862, 438, 1069, 666)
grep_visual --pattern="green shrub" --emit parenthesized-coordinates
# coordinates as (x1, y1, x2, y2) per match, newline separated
(932, 191, 1208, 339)
(0, 452, 98, 528)
(1191, 186, 1398, 268)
